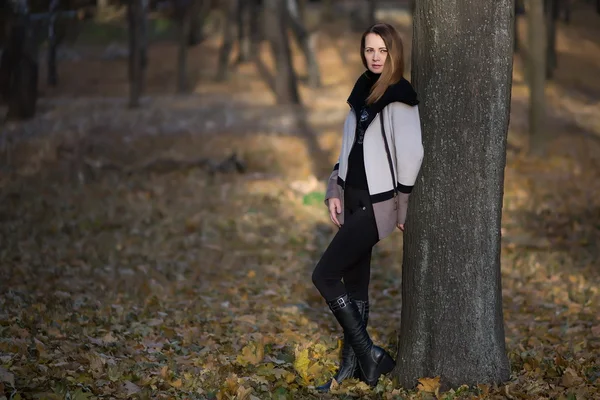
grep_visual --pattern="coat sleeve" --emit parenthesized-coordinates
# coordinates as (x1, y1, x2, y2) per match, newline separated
(324, 162, 341, 205)
(390, 103, 424, 224)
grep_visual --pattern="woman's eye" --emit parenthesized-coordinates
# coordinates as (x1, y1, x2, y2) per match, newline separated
(381, 49, 388, 53)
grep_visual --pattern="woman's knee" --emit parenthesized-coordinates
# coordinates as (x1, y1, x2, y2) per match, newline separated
(311, 264, 324, 289)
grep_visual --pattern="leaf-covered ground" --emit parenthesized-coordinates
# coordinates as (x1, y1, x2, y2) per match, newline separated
(1, 5, 600, 400)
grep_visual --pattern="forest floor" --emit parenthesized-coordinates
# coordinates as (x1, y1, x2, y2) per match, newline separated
(1, 4, 600, 400)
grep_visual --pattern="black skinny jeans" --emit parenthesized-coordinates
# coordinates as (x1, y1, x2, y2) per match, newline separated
(312, 185, 380, 302)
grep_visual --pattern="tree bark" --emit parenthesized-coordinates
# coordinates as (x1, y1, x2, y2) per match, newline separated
(264, 0, 300, 104)
(176, 7, 192, 92)
(1, 11, 39, 120)
(286, 0, 322, 88)
(527, 0, 546, 154)
(545, 0, 558, 79)
(216, 0, 237, 81)
(127, 0, 145, 108)
(397, 0, 513, 390)
(46, 0, 60, 86)
(248, 0, 262, 55)
(237, 0, 251, 63)
(321, 0, 333, 22)
(367, 0, 376, 25)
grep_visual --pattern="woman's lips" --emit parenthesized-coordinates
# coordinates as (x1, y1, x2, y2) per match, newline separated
(372, 64, 382, 68)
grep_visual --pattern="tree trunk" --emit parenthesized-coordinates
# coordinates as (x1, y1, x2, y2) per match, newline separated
(527, 0, 546, 154)
(545, 0, 558, 79)
(248, 0, 262, 55)
(264, 0, 300, 104)
(177, 12, 191, 92)
(367, 0, 376, 25)
(127, 0, 144, 108)
(562, 0, 571, 23)
(397, 0, 513, 390)
(237, 0, 251, 63)
(47, 0, 60, 87)
(321, 0, 333, 22)
(188, 0, 210, 46)
(2, 18, 38, 120)
(216, 0, 237, 81)
(514, 0, 525, 52)
(286, 0, 322, 88)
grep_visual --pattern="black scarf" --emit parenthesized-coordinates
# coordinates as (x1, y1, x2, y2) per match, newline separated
(347, 70, 419, 129)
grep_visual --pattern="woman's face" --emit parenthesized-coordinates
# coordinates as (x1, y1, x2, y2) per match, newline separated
(364, 33, 387, 74)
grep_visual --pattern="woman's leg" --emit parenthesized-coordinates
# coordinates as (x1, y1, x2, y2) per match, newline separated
(343, 249, 371, 302)
(312, 187, 378, 302)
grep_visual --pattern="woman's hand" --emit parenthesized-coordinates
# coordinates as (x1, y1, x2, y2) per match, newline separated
(397, 223, 405, 232)
(328, 198, 342, 228)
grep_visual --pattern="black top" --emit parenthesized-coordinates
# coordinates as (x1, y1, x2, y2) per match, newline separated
(345, 71, 419, 190)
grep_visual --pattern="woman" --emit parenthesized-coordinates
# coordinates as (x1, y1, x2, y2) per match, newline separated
(312, 23, 423, 391)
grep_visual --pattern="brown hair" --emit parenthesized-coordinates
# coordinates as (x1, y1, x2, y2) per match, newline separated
(360, 23, 405, 104)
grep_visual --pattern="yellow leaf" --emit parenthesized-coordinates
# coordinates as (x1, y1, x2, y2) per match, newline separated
(329, 377, 339, 390)
(236, 384, 252, 400)
(247, 270, 256, 278)
(293, 347, 310, 382)
(417, 376, 441, 393)
(160, 366, 169, 379)
(284, 371, 296, 383)
(236, 341, 264, 366)
(170, 379, 182, 388)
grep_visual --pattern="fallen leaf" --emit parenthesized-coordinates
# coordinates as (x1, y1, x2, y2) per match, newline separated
(561, 367, 584, 388)
(123, 380, 141, 396)
(236, 341, 264, 366)
(417, 376, 441, 393)
(0, 367, 14, 387)
(170, 378, 182, 388)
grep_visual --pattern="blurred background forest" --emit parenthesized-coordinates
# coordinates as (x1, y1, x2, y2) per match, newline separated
(0, 0, 599, 399)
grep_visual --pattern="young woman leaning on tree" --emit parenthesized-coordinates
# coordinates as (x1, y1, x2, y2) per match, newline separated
(312, 23, 424, 391)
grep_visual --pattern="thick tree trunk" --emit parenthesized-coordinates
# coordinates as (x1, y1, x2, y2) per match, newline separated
(527, 0, 546, 154)
(264, 0, 300, 104)
(286, 0, 321, 88)
(545, 0, 558, 79)
(127, 0, 145, 108)
(216, 0, 237, 81)
(397, 0, 513, 390)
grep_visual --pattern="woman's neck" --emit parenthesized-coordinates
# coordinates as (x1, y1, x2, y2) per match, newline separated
(365, 70, 381, 81)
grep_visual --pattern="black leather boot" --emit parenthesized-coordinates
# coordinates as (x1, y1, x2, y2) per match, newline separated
(316, 299, 369, 392)
(327, 294, 395, 387)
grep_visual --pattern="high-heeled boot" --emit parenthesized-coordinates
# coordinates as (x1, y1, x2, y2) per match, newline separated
(327, 294, 395, 387)
(315, 299, 369, 392)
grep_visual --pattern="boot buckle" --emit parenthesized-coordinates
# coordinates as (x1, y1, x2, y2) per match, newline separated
(337, 297, 347, 308)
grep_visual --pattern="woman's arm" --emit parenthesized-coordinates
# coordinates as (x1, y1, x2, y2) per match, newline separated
(325, 162, 341, 205)
(390, 102, 424, 225)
